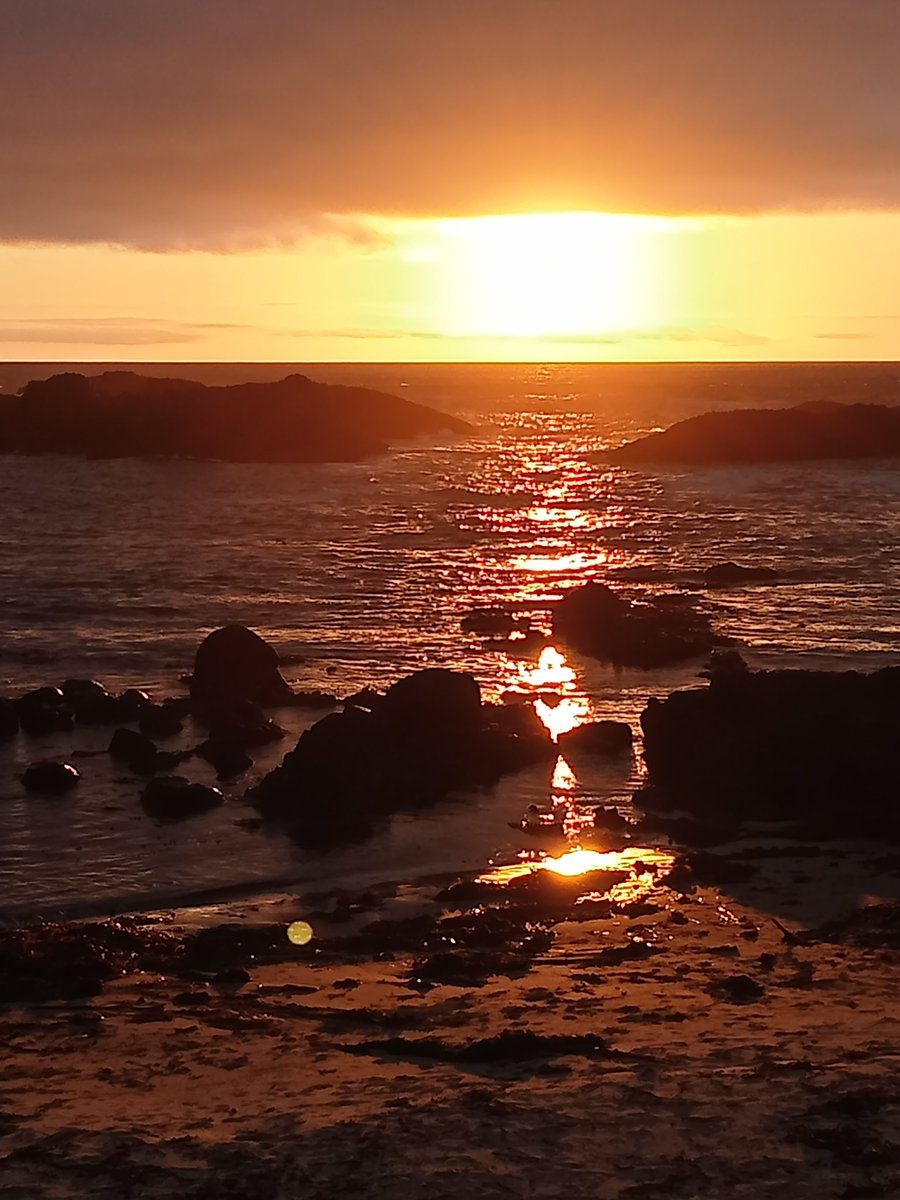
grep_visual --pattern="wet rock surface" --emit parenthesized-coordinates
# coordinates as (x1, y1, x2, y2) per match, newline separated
(558, 719, 633, 757)
(141, 776, 224, 821)
(20, 761, 80, 794)
(554, 581, 720, 668)
(190, 624, 294, 712)
(703, 561, 779, 587)
(251, 668, 555, 847)
(640, 655, 900, 838)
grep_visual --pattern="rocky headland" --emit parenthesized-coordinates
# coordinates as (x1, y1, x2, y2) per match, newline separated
(611, 400, 900, 466)
(0, 371, 472, 462)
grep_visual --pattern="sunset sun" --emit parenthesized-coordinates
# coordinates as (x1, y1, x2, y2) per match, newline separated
(425, 211, 674, 340)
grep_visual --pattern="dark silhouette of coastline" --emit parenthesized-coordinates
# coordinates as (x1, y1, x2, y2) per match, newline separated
(612, 400, 900, 465)
(0, 371, 471, 462)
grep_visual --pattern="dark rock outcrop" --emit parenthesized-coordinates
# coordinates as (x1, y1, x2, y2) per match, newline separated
(0, 699, 18, 740)
(138, 703, 184, 739)
(639, 655, 900, 838)
(554, 582, 719, 668)
(108, 727, 159, 772)
(141, 776, 224, 820)
(558, 720, 633, 757)
(61, 679, 121, 723)
(21, 761, 80, 793)
(0, 371, 472, 463)
(117, 688, 152, 720)
(704, 562, 779, 588)
(195, 701, 284, 780)
(251, 668, 554, 846)
(611, 401, 900, 466)
(190, 625, 293, 712)
(17, 688, 75, 736)
(461, 608, 531, 637)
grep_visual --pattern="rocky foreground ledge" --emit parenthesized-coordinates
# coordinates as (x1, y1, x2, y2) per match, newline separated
(0, 371, 471, 462)
(611, 400, 900, 465)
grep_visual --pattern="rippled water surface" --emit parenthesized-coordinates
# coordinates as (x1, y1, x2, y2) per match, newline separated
(2, 361, 899, 917)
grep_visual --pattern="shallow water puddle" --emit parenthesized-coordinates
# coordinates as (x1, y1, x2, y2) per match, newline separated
(479, 845, 675, 905)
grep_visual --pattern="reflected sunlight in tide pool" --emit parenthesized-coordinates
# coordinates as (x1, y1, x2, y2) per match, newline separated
(481, 846, 676, 904)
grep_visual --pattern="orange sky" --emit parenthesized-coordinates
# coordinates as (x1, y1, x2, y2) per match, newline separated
(2, 2, 898, 362)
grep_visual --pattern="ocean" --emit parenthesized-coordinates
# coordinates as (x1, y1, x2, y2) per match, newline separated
(2, 360, 899, 921)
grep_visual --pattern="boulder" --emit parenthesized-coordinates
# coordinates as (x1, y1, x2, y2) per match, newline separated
(704, 562, 779, 588)
(0, 698, 18, 740)
(195, 701, 283, 779)
(109, 727, 159, 771)
(252, 669, 554, 845)
(22, 761, 80, 793)
(138, 703, 184, 739)
(62, 679, 120, 723)
(117, 688, 152, 720)
(558, 720, 633, 757)
(382, 668, 483, 742)
(639, 657, 900, 838)
(555, 582, 719, 668)
(190, 625, 293, 711)
(17, 688, 75, 736)
(141, 776, 224, 820)
(203, 702, 285, 749)
(461, 608, 531, 638)
(207, 746, 254, 781)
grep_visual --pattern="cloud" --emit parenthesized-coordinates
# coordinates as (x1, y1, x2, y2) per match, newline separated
(280, 325, 770, 347)
(0, 317, 258, 345)
(815, 331, 872, 341)
(3, 1, 899, 249)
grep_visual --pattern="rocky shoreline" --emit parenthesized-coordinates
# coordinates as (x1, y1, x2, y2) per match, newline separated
(1, 835, 899, 1198)
(4, 616, 900, 1194)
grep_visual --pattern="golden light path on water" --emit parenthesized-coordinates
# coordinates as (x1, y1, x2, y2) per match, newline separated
(505, 645, 594, 743)
(481, 847, 676, 906)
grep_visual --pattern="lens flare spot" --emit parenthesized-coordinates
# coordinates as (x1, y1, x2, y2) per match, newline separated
(286, 921, 314, 946)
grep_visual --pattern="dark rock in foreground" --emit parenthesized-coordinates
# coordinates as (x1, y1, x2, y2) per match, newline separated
(554, 582, 720, 668)
(611, 401, 900, 466)
(0, 699, 18, 740)
(460, 608, 531, 637)
(558, 720, 633, 757)
(141, 776, 224, 820)
(17, 687, 75, 735)
(251, 668, 555, 847)
(21, 761, 80, 794)
(703, 562, 778, 588)
(190, 625, 293, 712)
(640, 655, 900, 839)
(0, 370, 472, 463)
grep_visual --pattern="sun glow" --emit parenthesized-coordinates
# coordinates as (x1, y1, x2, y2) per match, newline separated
(430, 212, 674, 338)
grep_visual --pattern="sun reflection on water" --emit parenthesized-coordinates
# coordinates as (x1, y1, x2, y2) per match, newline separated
(504, 645, 592, 742)
(550, 757, 578, 791)
(511, 551, 609, 574)
(480, 846, 676, 905)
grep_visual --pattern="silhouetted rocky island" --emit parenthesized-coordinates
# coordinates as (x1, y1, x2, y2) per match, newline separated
(611, 400, 900, 466)
(0, 371, 471, 462)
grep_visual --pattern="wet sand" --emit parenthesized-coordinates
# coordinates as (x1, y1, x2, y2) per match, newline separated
(2, 841, 899, 1198)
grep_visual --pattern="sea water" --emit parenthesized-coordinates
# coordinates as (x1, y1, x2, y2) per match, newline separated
(1, 361, 899, 918)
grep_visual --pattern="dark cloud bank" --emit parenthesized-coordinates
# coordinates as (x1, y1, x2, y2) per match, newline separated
(3, 0, 899, 249)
